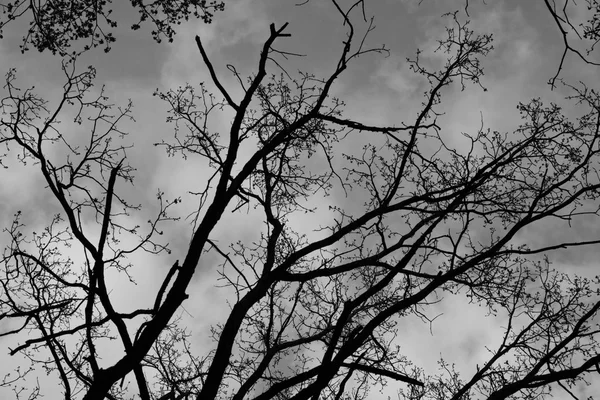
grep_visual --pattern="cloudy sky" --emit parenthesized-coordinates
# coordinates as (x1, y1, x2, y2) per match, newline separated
(0, 0, 599, 399)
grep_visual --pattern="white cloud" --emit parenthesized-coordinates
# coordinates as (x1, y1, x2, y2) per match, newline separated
(372, 54, 421, 98)
(160, 0, 270, 89)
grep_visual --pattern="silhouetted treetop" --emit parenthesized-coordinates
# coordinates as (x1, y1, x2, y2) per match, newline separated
(0, 0, 224, 55)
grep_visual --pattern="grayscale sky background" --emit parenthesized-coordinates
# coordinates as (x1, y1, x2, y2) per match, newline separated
(0, 0, 599, 398)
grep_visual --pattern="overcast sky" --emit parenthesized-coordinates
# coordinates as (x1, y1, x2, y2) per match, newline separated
(0, 0, 599, 399)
